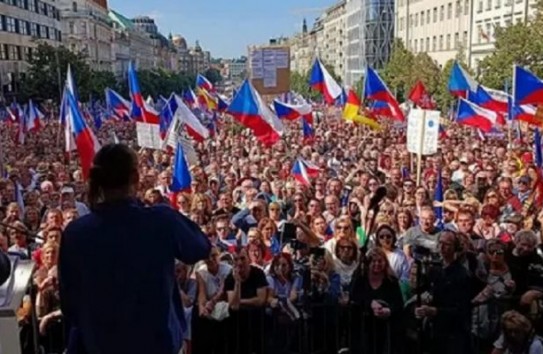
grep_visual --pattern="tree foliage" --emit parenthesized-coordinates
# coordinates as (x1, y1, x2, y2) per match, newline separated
(204, 68, 222, 84)
(381, 39, 415, 100)
(20, 43, 196, 103)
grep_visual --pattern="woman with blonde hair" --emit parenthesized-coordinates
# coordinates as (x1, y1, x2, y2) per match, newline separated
(492, 310, 543, 354)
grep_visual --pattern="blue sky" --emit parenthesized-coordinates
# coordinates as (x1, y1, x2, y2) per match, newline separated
(109, 0, 333, 58)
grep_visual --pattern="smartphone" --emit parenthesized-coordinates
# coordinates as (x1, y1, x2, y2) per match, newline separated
(282, 222, 297, 242)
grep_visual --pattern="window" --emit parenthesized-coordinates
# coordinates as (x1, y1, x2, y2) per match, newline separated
(427, 10, 431, 24)
(19, 20, 27, 35)
(38, 1, 46, 15)
(72, 1, 77, 11)
(22, 47, 30, 61)
(44, 26, 49, 39)
(463, 30, 468, 46)
(0, 45, 6, 60)
(409, 14, 413, 28)
(6, 17, 16, 33)
(477, 24, 482, 42)
(505, 18, 512, 27)
(426, 37, 430, 52)
(447, 3, 452, 19)
(440, 5, 444, 20)
(496, 0, 501, 7)
(478, 0, 483, 11)
(415, 13, 418, 26)
(456, 0, 461, 16)
(414, 39, 418, 52)
(69, 21, 75, 34)
(439, 35, 444, 50)
(454, 32, 460, 48)
(80, 22, 87, 36)
(465, 0, 470, 14)
(433, 7, 437, 22)
(30, 23, 37, 36)
(486, 0, 492, 10)
(408, 40, 412, 50)
(432, 36, 437, 51)
(16, 0, 23, 7)
(28, 0, 35, 12)
(446, 34, 451, 49)
(8, 45, 20, 61)
(486, 23, 492, 40)
(421, 11, 425, 25)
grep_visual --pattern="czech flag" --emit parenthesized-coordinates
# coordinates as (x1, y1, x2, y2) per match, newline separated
(217, 94, 229, 112)
(302, 116, 314, 144)
(227, 80, 284, 146)
(173, 94, 210, 143)
(128, 62, 159, 124)
(439, 124, 448, 139)
(105, 88, 130, 120)
(535, 128, 543, 168)
(273, 99, 312, 121)
(448, 61, 478, 97)
(343, 89, 381, 130)
(65, 89, 100, 179)
(456, 98, 498, 133)
(370, 100, 393, 118)
(335, 88, 348, 107)
(511, 103, 543, 127)
(62, 66, 77, 153)
(514, 65, 543, 106)
(364, 66, 404, 121)
(292, 159, 319, 186)
(8, 102, 23, 124)
(196, 74, 214, 92)
(26, 100, 43, 132)
(467, 86, 507, 113)
(182, 89, 198, 108)
(309, 58, 342, 104)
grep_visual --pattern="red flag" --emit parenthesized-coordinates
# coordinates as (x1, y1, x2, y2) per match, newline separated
(408, 81, 435, 109)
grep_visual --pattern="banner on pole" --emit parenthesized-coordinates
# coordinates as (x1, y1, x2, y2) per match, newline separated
(407, 109, 440, 155)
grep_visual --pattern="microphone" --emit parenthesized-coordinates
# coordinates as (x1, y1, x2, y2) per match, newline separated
(368, 186, 387, 212)
(364, 186, 388, 238)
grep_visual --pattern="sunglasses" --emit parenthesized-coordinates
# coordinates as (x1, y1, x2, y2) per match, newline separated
(336, 225, 351, 231)
(379, 234, 393, 240)
(488, 249, 505, 256)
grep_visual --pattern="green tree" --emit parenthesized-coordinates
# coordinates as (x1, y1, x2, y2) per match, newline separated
(412, 53, 441, 95)
(204, 68, 222, 84)
(381, 39, 415, 100)
(87, 71, 117, 99)
(19, 43, 92, 102)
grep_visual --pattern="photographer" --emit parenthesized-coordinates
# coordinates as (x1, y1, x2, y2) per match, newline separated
(415, 230, 473, 354)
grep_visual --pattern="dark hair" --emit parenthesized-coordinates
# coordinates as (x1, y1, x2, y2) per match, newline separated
(88, 144, 138, 210)
(374, 224, 397, 248)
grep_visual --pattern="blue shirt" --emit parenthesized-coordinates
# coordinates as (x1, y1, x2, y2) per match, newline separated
(59, 199, 211, 354)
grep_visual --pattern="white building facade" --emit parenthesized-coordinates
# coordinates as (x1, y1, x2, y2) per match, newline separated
(395, 0, 537, 69)
(322, 0, 347, 80)
(58, 0, 113, 72)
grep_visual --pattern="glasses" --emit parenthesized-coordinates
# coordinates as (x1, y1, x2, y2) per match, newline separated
(378, 234, 393, 240)
(216, 227, 227, 231)
(488, 249, 505, 256)
(336, 225, 351, 231)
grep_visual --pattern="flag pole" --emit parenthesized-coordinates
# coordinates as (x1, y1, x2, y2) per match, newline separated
(509, 65, 515, 150)
(416, 110, 427, 186)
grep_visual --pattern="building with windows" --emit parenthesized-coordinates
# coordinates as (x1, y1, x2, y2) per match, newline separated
(471, 0, 537, 69)
(58, 0, 113, 71)
(132, 16, 178, 71)
(0, 0, 62, 99)
(222, 57, 246, 81)
(345, 0, 394, 86)
(109, 9, 154, 77)
(322, 0, 347, 80)
(395, 0, 537, 69)
(171, 35, 211, 74)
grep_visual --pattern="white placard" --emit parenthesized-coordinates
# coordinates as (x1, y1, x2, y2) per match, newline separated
(179, 137, 199, 166)
(251, 49, 263, 79)
(274, 49, 289, 68)
(136, 122, 162, 149)
(262, 48, 275, 67)
(407, 109, 440, 155)
(263, 68, 277, 88)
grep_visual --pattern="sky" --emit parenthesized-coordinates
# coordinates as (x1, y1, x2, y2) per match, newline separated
(109, 0, 334, 58)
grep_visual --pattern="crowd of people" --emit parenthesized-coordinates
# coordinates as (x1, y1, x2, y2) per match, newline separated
(3, 107, 543, 354)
